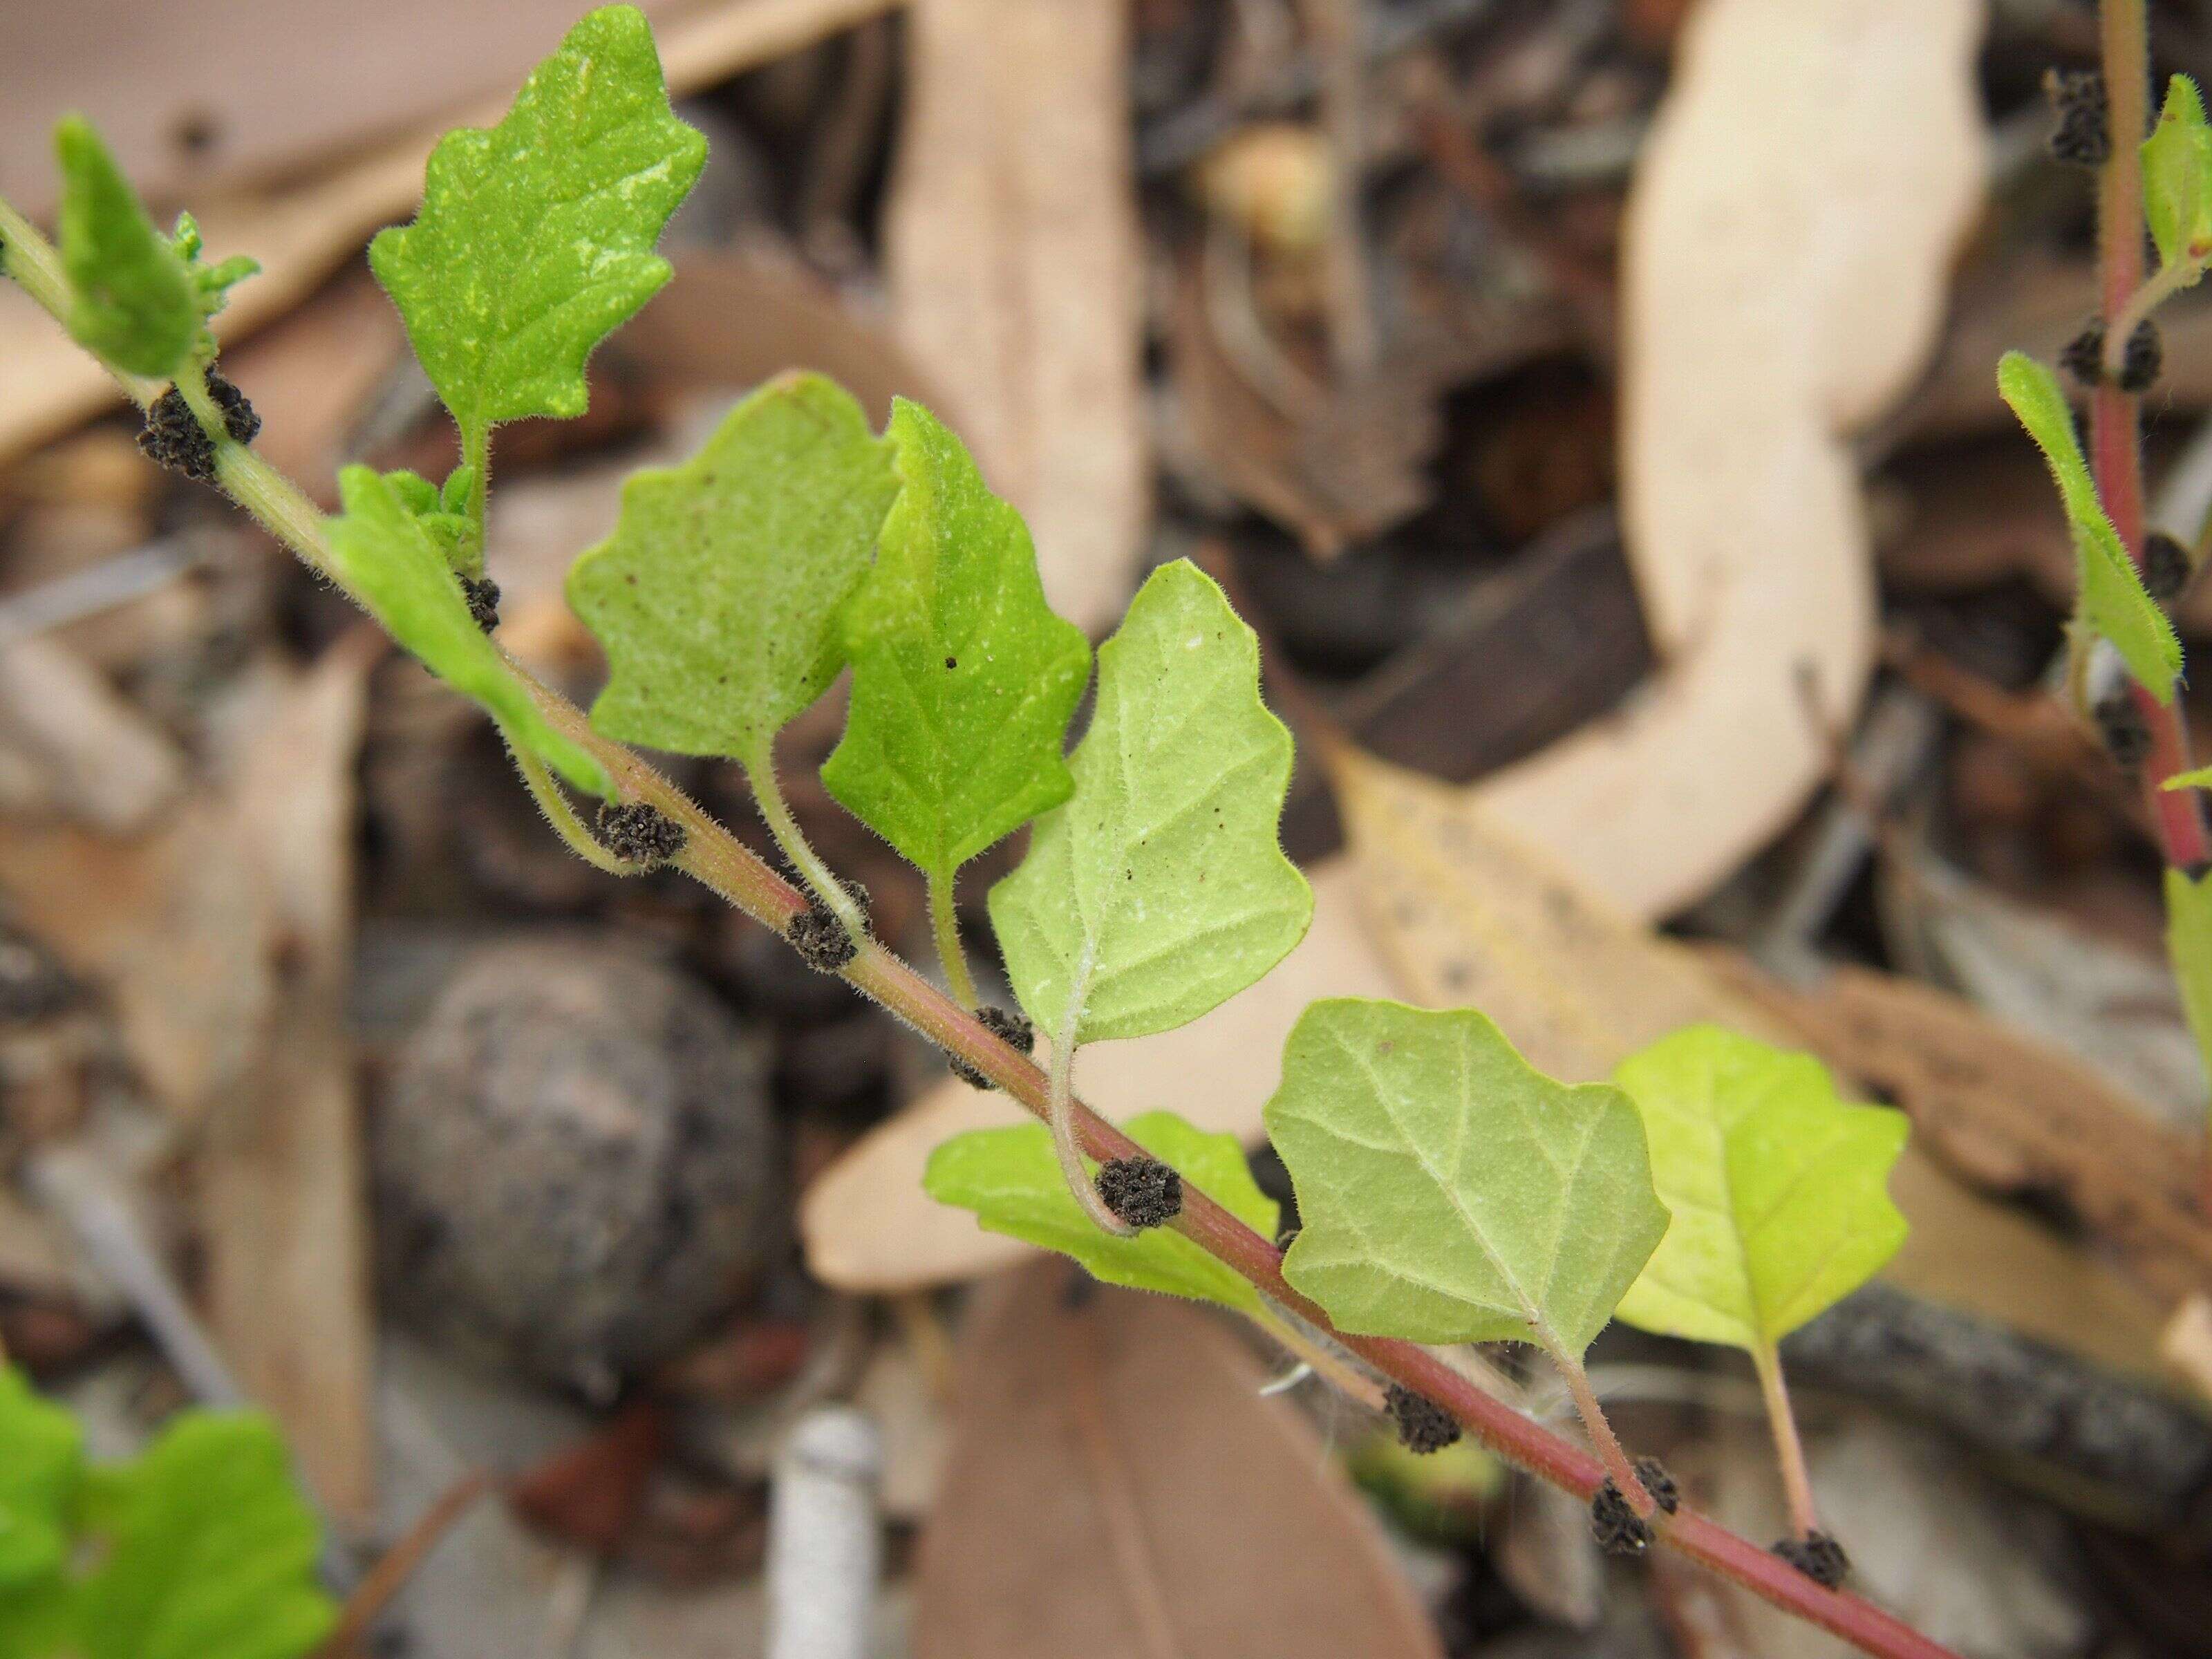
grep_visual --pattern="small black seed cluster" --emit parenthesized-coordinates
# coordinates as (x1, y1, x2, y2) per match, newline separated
(787, 879, 868, 973)
(2061, 317, 2162, 391)
(137, 367, 259, 483)
(2094, 688, 2153, 771)
(1590, 1479, 1655, 1556)
(2045, 68, 2110, 167)
(1096, 1156, 1182, 1229)
(461, 574, 502, 632)
(2146, 532, 2193, 603)
(1773, 1530, 1851, 1589)
(1384, 1384, 1461, 1455)
(948, 1004, 1035, 1089)
(1633, 1456, 1680, 1516)
(595, 801, 686, 865)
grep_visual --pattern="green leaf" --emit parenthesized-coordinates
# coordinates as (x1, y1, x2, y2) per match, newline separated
(923, 1110, 1277, 1313)
(2165, 765, 2212, 790)
(368, 4, 705, 437)
(0, 1369, 82, 1591)
(326, 465, 610, 796)
(78, 1412, 335, 1659)
(170, 212, 259, 321)
(1266, 999, 1669, 1357)
(1610, 1027, 1908, 1352)
(569, 372, 899, 764)
(987, 561, 1313, 1043)
(2166, 865, 2212, 1118)
(2144, 75, 2212, 272)
(1998, 351, 2182, 701)
(821, 399, 1091, 881)
(54, 116, 198, 377)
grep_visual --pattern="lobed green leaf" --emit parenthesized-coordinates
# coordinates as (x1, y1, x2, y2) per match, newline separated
(369, 4, 705, 438)
(2144, 75, 2212, 273)
(821, 400, 1091, 882)
(1267, 999, 1669, 1357)
(987, 561, 1312, 1043)
(77, 1413, 335, 1659)
(54, 116, 199, 378)
(1998, 351, 2181, 700)
(325, 465, 610, 795)
(1611, 1026, 1908, 1353)
(924, 1110, 1277, 1312)
(568, 372, 899, 764)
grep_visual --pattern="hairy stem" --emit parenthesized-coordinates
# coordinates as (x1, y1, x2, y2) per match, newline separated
(926, 869, 979, 1007)
(1, 200, 1967, 1659)
(1553, 1347, 1653, 1517)
(2095, 0, 2210, 869)
(1250, 1309, 1387, 1412)
(2104, 257, 2203, 373)
(1754, 1346, 1821, 1537)
(462, 418, 491, 572)
(744, 749, 868, 940)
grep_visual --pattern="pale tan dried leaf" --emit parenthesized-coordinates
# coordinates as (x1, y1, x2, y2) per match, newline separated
(885, 0, 1148, 631)
(913, 1264, 1441, 1659)
(1467, 0, 1985, 919)
(201, 632, 378, 1526)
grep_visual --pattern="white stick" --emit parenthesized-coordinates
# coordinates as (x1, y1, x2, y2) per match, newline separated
(767, 1406, 883, 1659)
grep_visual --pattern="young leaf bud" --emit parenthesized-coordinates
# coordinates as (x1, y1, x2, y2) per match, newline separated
(594, 801, 686, 865)
(2094, 688, 2152, 771)
(1633, 1456, 1680, 1515)
(2146, 532, 2193, 603)
(1095, 1156, 1183, 1229)
(2045, 68, 2110, 167)
(948, 1004, 1036, 1090)
(461, 574, 502, 632)
(1590, 1479, 1656, 1555)
(1383, 1384, 1462, 1455)
(1773, 1530, 1852, 1588)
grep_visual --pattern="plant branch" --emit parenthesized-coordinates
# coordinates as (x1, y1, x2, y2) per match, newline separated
(2094, 0, 2211, 873)
(1754, 1346, 1822, 1537)
(1047, 955, 1137, 1237)
(1, 200, 1967, 1659)
(508, 741, 646, 877)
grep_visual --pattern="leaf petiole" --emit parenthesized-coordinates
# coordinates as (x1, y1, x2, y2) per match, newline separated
(926, 868, 980, 1009)
(1553, 1346, 1655, 1518)
(1048, 948, 1138, 1237)
(745, 748, 868, 942)
(1754, 1345, 1821, 1538)
(507, 740, 646, 877)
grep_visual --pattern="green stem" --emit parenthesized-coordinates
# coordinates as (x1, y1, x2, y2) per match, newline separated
(745, 748, 867, 940)
(1552, 1344, 1653, 1518)
(461, 418, 491, 574)
(1754, 1345, 1821, 1538)
(508, 741, 644, 877)
(1049, 948, 1135, 1237)
(1250, 1308, 1385, 1411)
(926, 870, 980, 1007)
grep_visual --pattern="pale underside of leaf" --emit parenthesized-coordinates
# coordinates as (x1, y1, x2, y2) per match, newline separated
(1269, 999, 1668, 1357)
(987, 560, 1312, 1044)
(1611, 1026, 1909, 1353)
(568, 372, 899, 762)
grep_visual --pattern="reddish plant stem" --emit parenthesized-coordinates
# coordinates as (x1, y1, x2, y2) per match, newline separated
(2094, 0, 2211, 872)
(0, 202, 1962, 1659)
(495, 682, 1963, 1659)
